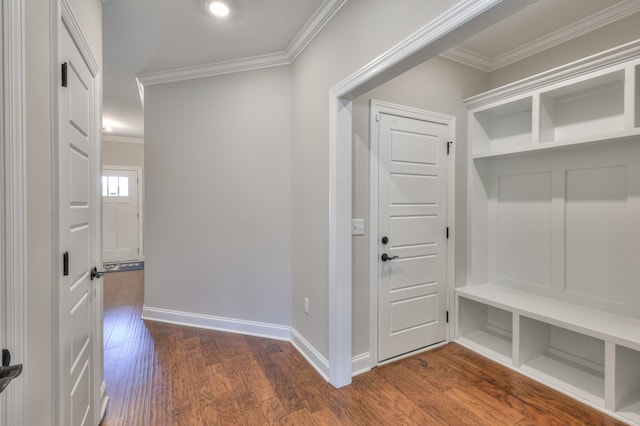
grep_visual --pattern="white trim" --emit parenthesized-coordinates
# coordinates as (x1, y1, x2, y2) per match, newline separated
(351, 352, 371, 377)
(137, 51, 290, 86)
(1, 0, 26, 424)
(137, 0, 346, 88)
(368, 100, 456, 367)
(141, 306, 292, 341)
(99, 380, 108, 422)
(286, 0, 346, 62)
(327, 0, 532, 389)
(135, 77, 144, 108)
(439, 45, 492, 72)
(102, 165, 144, 262)
(464, 38, 640, 109)
(290, 328, 330, 381)
(442, 1, 640, 72)
(93, 69, 105, 426)
(102, 135, 144, 144)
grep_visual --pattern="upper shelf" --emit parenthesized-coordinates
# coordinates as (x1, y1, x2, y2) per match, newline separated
(467, 40, 640, 159)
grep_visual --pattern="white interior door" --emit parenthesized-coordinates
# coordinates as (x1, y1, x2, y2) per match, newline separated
(59, 22, 97, 426)
(377, 112, 449, 362)
(102, 168, 140, 263)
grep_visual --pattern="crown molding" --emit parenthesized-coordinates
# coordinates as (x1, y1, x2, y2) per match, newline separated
(286, 0, 346, 62)
(464, 38, 640, 109)
(102, 135, 144, 144)
(439, 45, 492, 71)
(442, 0, 640, 72)
(137, 51, 290, 86)
(137, 0, 346, 87)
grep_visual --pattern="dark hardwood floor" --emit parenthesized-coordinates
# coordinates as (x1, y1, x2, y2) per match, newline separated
(101, 270, 626, 425)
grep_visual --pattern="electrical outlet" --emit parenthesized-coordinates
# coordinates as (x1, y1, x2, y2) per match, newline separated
(304, 297, 310, 315)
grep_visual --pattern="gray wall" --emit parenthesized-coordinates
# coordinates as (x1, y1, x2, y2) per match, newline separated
(489, 12, 640, 88)
(291, 0, 459, 360)
(351, 56, 488, 356)
(103, 138, 144, 168)
(144, 66, 292, 327)
(25, 0, 102, 424)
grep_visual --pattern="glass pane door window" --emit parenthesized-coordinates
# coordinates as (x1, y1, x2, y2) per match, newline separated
(102, 175, 129, 197)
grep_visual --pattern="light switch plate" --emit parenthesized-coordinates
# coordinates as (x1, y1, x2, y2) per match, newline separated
(352, 219, 365, 236)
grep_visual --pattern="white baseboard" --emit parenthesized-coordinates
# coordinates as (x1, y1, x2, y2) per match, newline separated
(352, 352, 371, 376)
(100, 380, 109, 420)
(290, 328, 330, 381)
(141, 305, 291, 341)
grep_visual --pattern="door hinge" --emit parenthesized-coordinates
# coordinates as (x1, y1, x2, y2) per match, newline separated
(446, 227, 449, 239)
(375, 113, 381, 122)
(61, 62, 68, 87)
(63, 251, 69, 276)
(446, 311, 449, 323)
(447, 141, 453, 155)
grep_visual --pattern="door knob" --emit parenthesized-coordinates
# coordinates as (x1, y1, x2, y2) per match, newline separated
(91, 267, 104, 280)
(381, 236, 389, 244)
(381, 253, 399, 262)
(0, 349, 22, 395)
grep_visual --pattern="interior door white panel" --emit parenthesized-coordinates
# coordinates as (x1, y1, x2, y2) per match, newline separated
(59, 23, 96, 426)
(377, 113, 448, 362)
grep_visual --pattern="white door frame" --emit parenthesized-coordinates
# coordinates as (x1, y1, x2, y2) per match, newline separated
(368, 100, 455, 367)
(1, 0, 26, 424)
(327, 0, 536, 387)
(55, 0, 106, 423)
(102, 165, 144, 261)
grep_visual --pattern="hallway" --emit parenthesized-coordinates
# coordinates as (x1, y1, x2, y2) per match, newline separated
(100, 271, 624, 425)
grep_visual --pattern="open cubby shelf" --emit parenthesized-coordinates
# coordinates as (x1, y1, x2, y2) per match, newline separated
(461, 40, 640, 425)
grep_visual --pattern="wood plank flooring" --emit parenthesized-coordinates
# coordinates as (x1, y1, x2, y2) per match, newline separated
(101, 270, 626, 425)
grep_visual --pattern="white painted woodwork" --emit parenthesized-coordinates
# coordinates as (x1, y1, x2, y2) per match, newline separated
(102, 168, 140, 263)
(59, 23, 96, 426)
(377, 113, 448, 362)
(460, 42, 640, 425)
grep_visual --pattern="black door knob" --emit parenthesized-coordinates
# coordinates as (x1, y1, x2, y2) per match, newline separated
(381, 236, 389, 244)
(381, 253, 399, 262)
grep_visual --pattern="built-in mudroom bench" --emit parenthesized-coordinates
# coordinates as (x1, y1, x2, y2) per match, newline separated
(457, 39, 640, 425)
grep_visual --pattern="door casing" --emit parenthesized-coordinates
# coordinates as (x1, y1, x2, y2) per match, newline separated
(1, 0, 26, 424)
(102, 165, 144, 262)
(368, 100, 456, 367)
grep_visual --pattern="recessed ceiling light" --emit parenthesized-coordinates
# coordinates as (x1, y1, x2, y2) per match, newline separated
(208, 1, 229, 17)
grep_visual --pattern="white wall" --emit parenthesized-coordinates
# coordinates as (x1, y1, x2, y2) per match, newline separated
(24, 0, 101, 424)
(291, 0, 459, 360)
(144, 66, 292, 329)
(351, 56, 488, 356)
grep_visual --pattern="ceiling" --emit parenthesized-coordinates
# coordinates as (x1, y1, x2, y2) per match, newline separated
(102, 0, 640, 139)
(102, 0, 327, 138)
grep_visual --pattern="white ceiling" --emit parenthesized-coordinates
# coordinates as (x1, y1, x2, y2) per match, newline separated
(103, 0, 327, 138)
(102, 0, 640, 139)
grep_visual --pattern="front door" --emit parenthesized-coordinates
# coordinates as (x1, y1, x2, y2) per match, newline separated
(58, 22, 98, 426)
(102, 168, 140, 263)
(377, 111, 449, 362)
